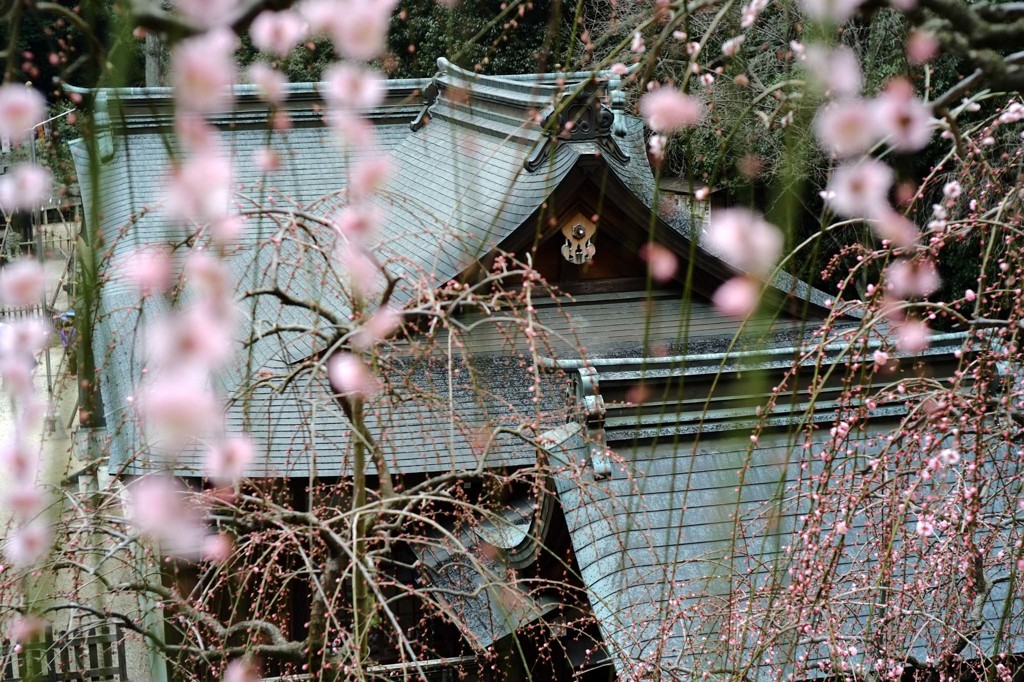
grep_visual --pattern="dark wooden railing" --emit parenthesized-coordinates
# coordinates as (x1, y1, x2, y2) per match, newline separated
(1, 625, 129, 681)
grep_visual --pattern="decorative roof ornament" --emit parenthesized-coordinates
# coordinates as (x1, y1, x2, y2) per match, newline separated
(524, 78, 632, 172)
(409, 79, 439, 132)
(560, 213, 596, 265)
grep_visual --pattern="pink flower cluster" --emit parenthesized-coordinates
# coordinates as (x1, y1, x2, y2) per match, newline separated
(807, 49, 939, 353)
(705, 208, 784, 317)
(0, 258, 53, 568)
(814, 80, 933, 162)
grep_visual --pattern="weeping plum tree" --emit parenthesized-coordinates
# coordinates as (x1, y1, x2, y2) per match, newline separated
(0, 0, 1024, 680)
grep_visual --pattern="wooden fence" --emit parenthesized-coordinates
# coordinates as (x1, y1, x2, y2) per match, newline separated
(0, 303, 51, 321)
(1, 625, 129, 681)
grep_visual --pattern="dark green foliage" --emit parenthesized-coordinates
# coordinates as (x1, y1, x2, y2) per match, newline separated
(387, 0, 559, 78)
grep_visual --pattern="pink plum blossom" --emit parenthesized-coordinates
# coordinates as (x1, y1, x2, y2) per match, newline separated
(351, 306, 402, 349)
(871, 208, 920, 248)
(210, 214, 247, 245)
(136, 372, 222, 446)
(8, 615, 46, 643)
(127, 476, 186, 536)
(253, 147, 281, 173)
(722, 36, 745, 57)
(5, 483, 44, 517)
(127, 477, 207, 557)
(333, 204, 381, 239)
(639, 88, 704, 133)
(915, 515, 935, 537)
(965, 288, 976, 302)
(907, 30, 939, 64)
(648, 134, 667, 162)
(825, 159, 894, 219)
(814, 100, 876, 157)
(250, 10, 308, 57)
(167, 151, 233, 225)
(873, 349, 889, 369)
(185, 251, 233, 302)
(640, 243, 679, 283)
(172, 29, 238, 114)
(329, 0, 396, 61)
(885, 258, 941, 298)
(323, 63, 385, 110)
(203, 533, 233, 564)
(942, 181, 962, 200)
(0, 85, 45, 143)
(175, 114, 217, 151)
(173, 0, 239, 27)
(938, 448, 960, 465)
(630, 32, 646, 53)
(247, 63, 289, 105)
(799, 0, 864, 23)
(326, 109, 376, 149)
(0, 318, 49, 358)
(350, 156, 393, 198)
(4, 521, 50, 567)
(328, 353, 375, 397)
(706, 208, 783, 277)
(0, 440, 39, 484)
(0, 259, 45, 306)
(871, 81, 933, 152)
(712, 276, 761, 317)
(895, 319, 930, 353)
(205, 435, 255, 485)
(0, 355, 35, 399)
(300, 0, 342, 35)
(121, 247, 173, 297)
(337, 242, 381, 297)
(224, 659, 259, 682)
(741, 0, 768, 26)
(148, 306, 234, 370)
(0, 164, 51, 212)
(804, 45, 862, 98)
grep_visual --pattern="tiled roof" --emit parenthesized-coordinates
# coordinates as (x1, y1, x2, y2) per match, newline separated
(70, 61, 695, 476)
(542, 334, 1009, 677)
